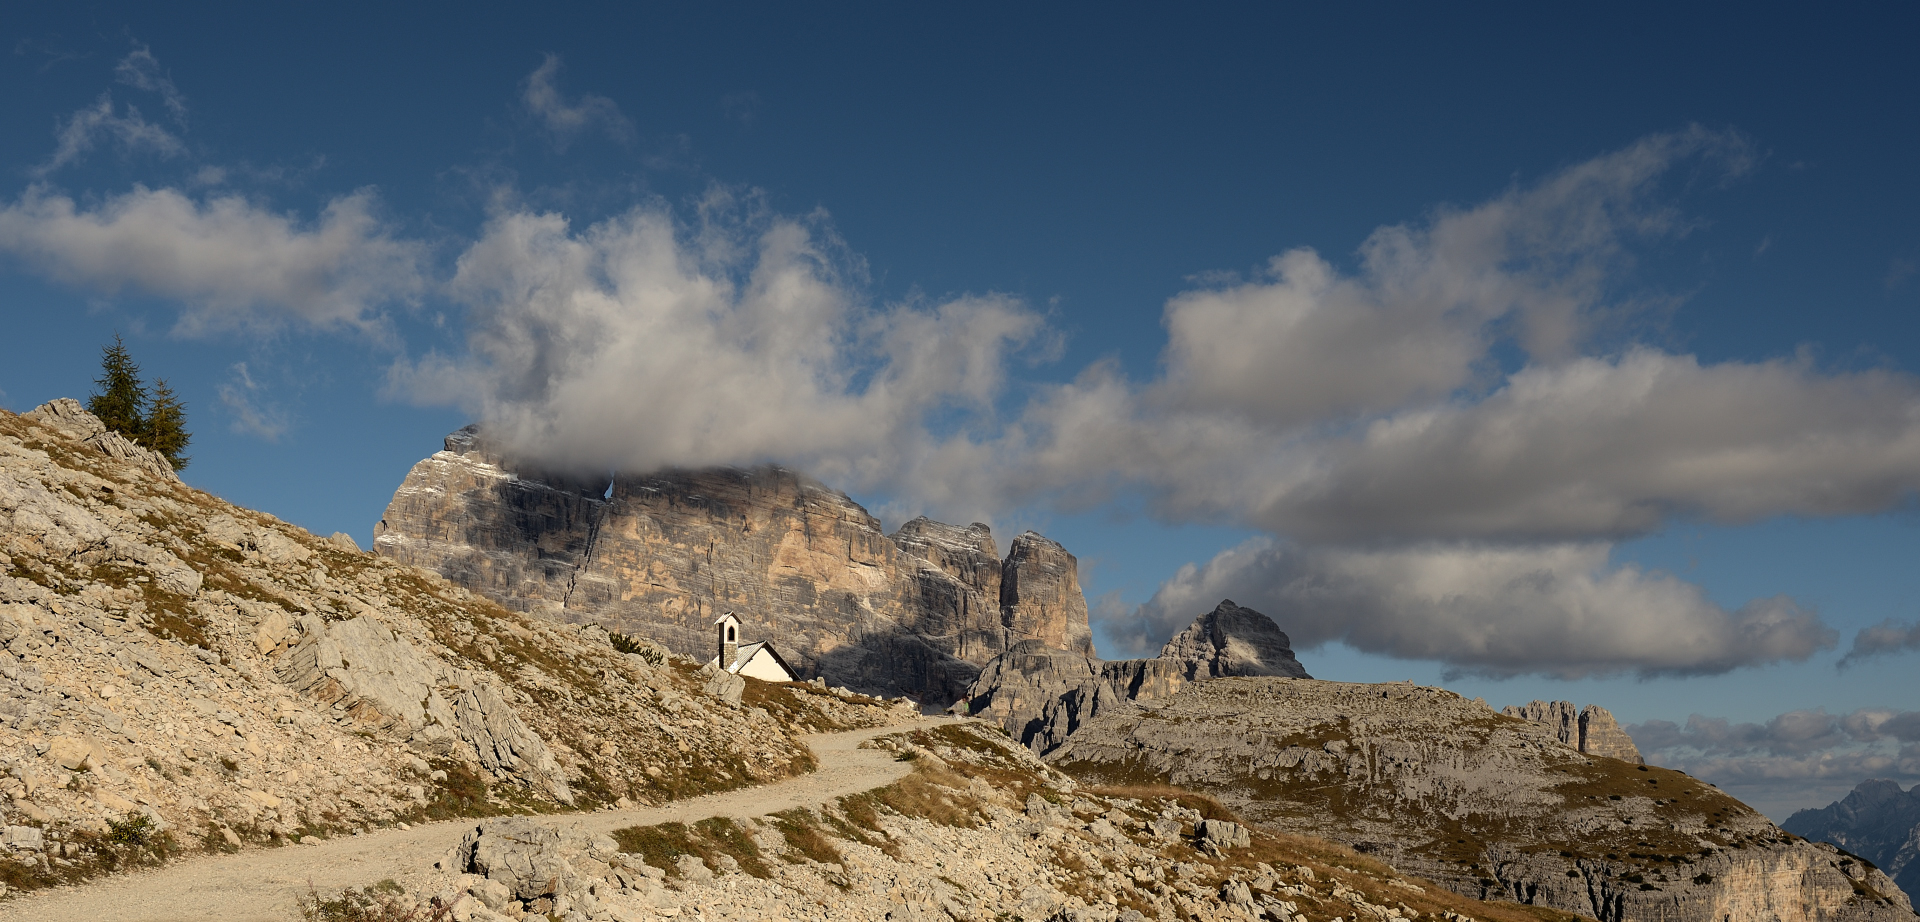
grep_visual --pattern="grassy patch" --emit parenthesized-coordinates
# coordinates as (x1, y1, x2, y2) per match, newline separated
(609, 817, 770, 879)
(299, 878, 450, 922)
(0, 811, 183, 894)
(769, 808, 843, 865)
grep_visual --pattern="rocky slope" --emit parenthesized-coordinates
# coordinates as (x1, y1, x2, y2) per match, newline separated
(1787, 780, 1920, 904)
(0, 400, 912, 895)
(373, 427, 1095, 703)
(959, 600, 1308, 753)
(1048, 677, 1914, 922)
(1500, 701, 1644, 764)
(348, 720, 1614, 922)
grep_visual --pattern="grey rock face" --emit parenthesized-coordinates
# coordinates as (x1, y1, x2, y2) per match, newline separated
(373, 428, 1098, 703)
(1001, 532, 1095, 657)
(22, 398, 179, 484)
(961, 600, 1305, 753)
(1157, 599, 1309, 680)
(1502, 699, 1645, 764)
(1786, 779, 1920, 904)
(454, 816, 585, 902)
(1050, 677, 1913, 922)
(273, 613, 573, 803)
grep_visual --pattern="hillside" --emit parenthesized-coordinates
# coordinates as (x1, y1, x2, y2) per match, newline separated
(1048, 677, 1913, 922)
(0, 399, 913, 895)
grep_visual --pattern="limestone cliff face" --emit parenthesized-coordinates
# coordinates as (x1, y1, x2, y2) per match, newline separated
(1503, 699, 1646, 764)
(960, 599, 1307, 752)
(1001, 532, 1095, 656)
(1050, 678, 1914, 922)
(374, 429, 1095, 703)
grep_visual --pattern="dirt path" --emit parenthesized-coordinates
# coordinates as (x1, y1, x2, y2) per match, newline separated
(2, 719, 947, 922)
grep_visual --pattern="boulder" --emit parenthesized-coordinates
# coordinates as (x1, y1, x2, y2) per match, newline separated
(455, 817, 582, 902)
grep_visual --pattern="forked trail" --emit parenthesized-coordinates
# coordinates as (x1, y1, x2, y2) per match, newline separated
(1, 718, 948, 922)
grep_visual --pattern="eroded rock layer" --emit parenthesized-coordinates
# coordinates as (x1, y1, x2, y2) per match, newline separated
(374, 428, 1095, 702)
(961, 599, 1309, 753)
(1049, 677, 1913, 922)
(1502, 699, 1646, 764)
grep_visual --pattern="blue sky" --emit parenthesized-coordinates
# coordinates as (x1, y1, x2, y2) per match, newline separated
(3, 4, 1917, 819)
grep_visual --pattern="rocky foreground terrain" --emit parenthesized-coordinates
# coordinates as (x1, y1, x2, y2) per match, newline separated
(1787, 780, 1920, 904)
(0, 400, 913, 896)
(330, 720, 1616, 922)
(1046, 678, 1913, 922)
(374, 426, 1095, 703)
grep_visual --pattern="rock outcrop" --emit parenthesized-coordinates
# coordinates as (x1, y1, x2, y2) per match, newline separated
(1787, 779, 1920, 904)
(1049, 677, 1914, 922)
(1158, 599, 1310, 680)
(373, 427, 1096, 702)
(960, 599, 1309, 753)
(0, 401, 914, 894)
(1502, 700, 1646, 764)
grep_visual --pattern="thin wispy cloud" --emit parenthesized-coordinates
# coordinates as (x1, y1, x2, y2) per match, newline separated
(522, 54, 633, 148)
(216, 362, 288, 441)
(1839, 619, 1920, 668)
(35, 92, 184, 176)
(114, 43, 188, 124)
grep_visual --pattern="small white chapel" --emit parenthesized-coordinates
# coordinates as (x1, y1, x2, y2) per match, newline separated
(705, 611, 798, 683)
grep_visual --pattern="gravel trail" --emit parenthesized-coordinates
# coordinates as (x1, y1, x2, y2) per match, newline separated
(2, 719, 945, 922)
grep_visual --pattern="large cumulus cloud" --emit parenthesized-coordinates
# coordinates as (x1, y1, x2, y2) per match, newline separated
(1113, 537, 1834, 676)
(391, 190, 1047, 487)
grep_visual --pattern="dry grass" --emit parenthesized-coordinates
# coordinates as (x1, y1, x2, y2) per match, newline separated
(298, 879, 451, 922)
(610, 817, 772, 880)
(769, 808, 844, 865)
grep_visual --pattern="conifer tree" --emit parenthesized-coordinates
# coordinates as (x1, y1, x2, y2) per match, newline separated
(87, 334, 148, 439)
(144, 379, 192, 471)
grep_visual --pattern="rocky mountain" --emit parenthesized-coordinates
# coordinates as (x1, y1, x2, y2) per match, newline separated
(960, 599, 1310, 753)
(1502, 700, 1645, 764)
(1786, 780, 1920, 903)
(1047, 677, 1913, 922)
(0, 400, 911, 894)
(373, 427, 1095, 703)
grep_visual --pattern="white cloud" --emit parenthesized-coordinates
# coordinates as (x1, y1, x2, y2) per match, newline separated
(216, 362, 287, 441)
(1839, 619, 1920, 668)
(0, 185, 426, 335)
(1628, 708, 1920, 818)
(391, 189, 1046, 498)
(114, 44, 188, 124)
(1117, 537, 1835, 677)
(1157, 128, 1745, 428)
(1243, 349, 1920, 542)
(36, 93, 184, 175)
(522, 55, 633, 148)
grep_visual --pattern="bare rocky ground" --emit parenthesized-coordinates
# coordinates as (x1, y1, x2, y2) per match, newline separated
(0, 720, 933, 921)
(1048, 678, 1915, 922)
